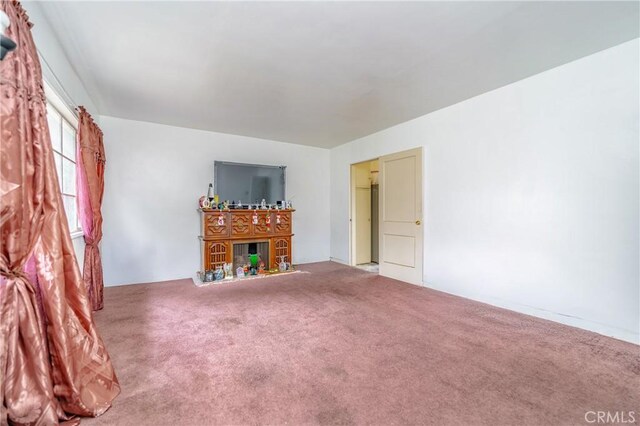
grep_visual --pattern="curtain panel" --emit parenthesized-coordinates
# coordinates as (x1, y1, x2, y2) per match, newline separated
(76, 107, 106, 311)
(0, 1, 120, 423)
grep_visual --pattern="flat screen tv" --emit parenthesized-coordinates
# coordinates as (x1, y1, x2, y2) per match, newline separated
(214, 161, 286, 205)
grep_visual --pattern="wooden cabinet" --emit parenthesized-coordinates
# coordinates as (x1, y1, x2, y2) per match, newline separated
(203, 212, 230, 238)
(231, 212, 252, 237)
(270, 236, 291, 269)
(253, 212, 271, 236)
(199, 209, 294, 272)
(274, 211, 291, 234)
(202, 240, 232, 271)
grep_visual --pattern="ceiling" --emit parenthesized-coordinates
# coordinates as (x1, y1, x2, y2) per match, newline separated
(38, 1, 639, 148)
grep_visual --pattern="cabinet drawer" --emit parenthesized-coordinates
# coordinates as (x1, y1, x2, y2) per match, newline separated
(273, 211, 291, 234)
(253, 212, 272, 236)
(231, 212, 252, 237)
(203, 213, 230, 239)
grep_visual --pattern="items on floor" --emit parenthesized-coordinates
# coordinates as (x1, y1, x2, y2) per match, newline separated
(356, 262, 379, 273)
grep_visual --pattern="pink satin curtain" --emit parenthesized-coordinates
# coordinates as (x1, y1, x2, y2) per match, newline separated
(0, 1, 120, 424)
(76, 107, 106, 311)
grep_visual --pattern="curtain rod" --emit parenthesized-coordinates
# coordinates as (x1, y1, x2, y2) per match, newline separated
(38, 48, 79, 119)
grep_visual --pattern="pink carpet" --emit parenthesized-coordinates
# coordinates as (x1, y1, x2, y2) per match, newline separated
(86, 262, 639, 425)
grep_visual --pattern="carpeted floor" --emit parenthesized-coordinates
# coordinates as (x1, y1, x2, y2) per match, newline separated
(86, 261, 639, 425)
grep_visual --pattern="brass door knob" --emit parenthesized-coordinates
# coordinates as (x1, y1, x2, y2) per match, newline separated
(416, 220, 421, 225)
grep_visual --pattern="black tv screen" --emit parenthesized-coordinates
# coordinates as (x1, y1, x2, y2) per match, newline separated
(214, 161, 286, 204)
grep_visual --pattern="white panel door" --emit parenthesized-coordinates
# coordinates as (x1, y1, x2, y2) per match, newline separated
(379, 148, 423, 285)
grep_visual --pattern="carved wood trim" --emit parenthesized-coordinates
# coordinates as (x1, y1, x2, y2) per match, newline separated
(269, 236, 292, 268)
(204, 213, 230, 238)
(253, 212, 271, 235)
(274, 211, 291, 234)
(231, 213, 252, 236)
(206, 240, 231, 270)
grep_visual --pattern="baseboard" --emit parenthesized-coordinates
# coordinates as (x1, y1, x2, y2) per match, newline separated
(422, 282, 639, 345)
(329, 257, 350, 265)
(294, 257, 332, 265)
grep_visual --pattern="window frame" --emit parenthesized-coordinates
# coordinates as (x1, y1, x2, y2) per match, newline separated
(44, 81, 83, 238)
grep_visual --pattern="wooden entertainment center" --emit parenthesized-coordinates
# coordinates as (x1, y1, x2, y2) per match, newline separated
(198, 209, 294, 272)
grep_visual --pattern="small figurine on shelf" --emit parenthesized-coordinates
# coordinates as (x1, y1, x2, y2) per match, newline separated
(249, 253, 259, 275)
(214, 266, 224, 281)
(258, 261, 266, 274)
(278, 256, 288, 272)
(236, 266, 245, 278)
(207, 183, 215, 204)
(224, 263, 233, 279)
(260, 199, 267, 209)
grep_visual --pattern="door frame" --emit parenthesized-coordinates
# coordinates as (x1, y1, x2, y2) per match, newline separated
(349, 158, 378, 266)
(349, 148, 424, 285)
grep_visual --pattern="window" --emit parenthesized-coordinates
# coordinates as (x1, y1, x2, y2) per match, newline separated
(45, 99, 81, 235)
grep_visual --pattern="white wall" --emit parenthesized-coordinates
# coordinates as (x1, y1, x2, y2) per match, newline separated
(27, 2, 99, 117)
(100, 116, 331, 286)
(330, 39, 639, 343)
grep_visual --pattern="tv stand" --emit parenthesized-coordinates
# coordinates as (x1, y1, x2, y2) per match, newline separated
(198, 208, 294, 272)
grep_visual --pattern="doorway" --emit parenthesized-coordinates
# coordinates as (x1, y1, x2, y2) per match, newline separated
(350, 159, 380, 273)
(350, 148, 423, 285)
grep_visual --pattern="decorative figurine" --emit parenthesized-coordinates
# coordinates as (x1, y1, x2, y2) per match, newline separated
(204, 269, 214, 282)
(207, 184, 216, 207)
(223, 263, 232, 279)
(236, 267, 245, 278)
(260, 199, 267, 209)
(248, 254, 259, 275)
(252, 210, 258, 225)
(214, 266, 224, 281)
